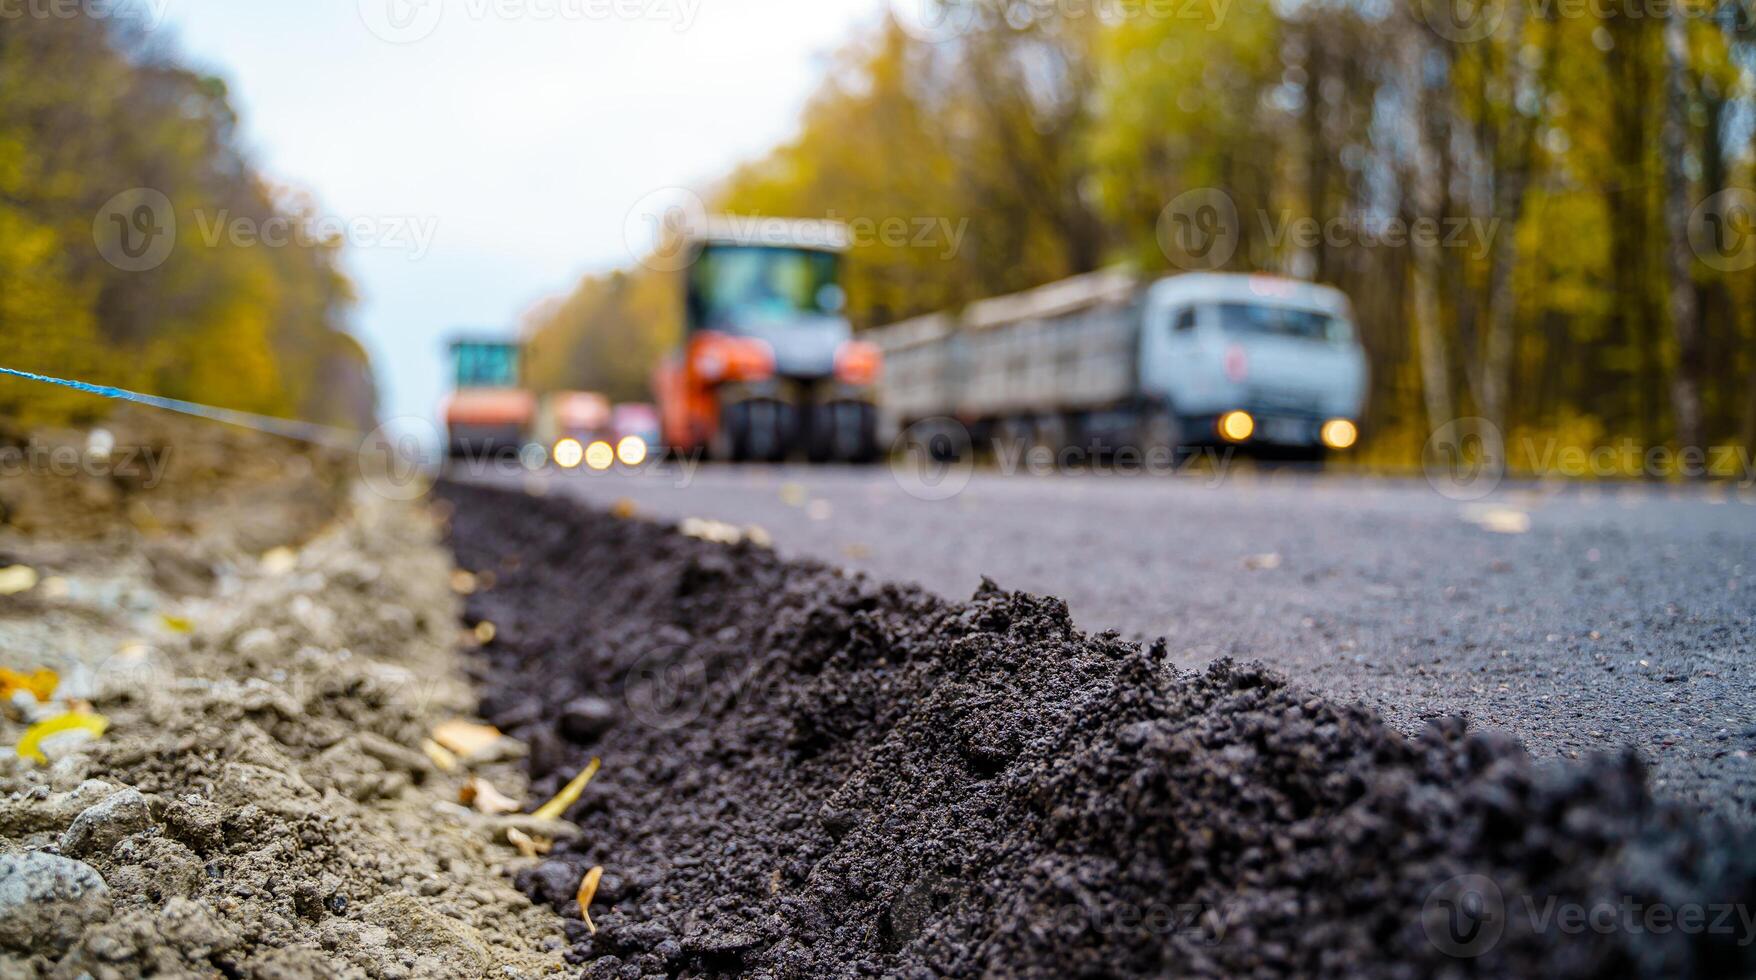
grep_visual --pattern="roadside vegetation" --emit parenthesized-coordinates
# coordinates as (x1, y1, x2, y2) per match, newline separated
(0, 16, 372, 433)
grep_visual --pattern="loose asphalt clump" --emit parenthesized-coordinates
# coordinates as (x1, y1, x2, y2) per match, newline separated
(440, 481, 1756, 979)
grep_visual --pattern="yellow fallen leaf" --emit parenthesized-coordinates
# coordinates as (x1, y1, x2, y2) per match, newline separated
(421, 738, 458, 773)
(533, 757, 601, 822)
(0, 565, 39, 596)
(0, 667, 58, 703)
(611, 498, 638, 520)
(430, 719, 503, 758)
(460, 776, 522, 815)
(577, 866, 603, 933)
(16, 712, 108, 765)
(160, 614, 195, 634)
(473, 621, 497, 644)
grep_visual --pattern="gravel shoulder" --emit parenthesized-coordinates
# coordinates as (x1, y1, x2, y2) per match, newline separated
(0, 420, 569, 979)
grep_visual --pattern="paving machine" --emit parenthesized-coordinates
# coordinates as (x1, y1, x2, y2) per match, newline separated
(443, 336, 535, 458)
(653, 218, 882, 462)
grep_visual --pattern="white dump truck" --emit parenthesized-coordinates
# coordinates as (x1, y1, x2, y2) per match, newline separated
(870, 270, 1369, 459)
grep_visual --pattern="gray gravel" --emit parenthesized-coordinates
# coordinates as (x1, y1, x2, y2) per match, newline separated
(461, 461, 1756, 823)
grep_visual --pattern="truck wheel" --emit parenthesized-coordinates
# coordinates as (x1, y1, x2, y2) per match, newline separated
(737, 401, 794, 463)
(712, 403, 753, 462)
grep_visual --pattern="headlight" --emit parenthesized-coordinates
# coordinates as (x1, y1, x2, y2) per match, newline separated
(1321, 419, 1359, 450)
(552, 438, 585, 469)
(1218, 411, 1255, 443)
(585, 441, 615, 471)
(616, 435, 648, 467)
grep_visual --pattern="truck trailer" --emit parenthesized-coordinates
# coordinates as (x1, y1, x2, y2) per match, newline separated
(871, 270, 1369, 460)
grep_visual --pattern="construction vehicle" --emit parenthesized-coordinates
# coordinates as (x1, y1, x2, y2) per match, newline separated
(443, 336, 535, 458)
(871, 270, 1368, 460)
(653, 218, 882, 463)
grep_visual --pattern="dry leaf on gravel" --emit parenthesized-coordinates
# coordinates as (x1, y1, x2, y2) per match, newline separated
(430, 719, 502, 758)
(421, 737, 459, 773)
(0, 564, 39, 595)
(460, 776, 522, 815)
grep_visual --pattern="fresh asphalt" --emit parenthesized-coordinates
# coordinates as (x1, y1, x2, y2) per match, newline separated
(460, 456, 1756, 823)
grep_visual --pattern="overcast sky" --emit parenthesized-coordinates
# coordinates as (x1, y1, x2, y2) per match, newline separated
(159, 0, 890, 430)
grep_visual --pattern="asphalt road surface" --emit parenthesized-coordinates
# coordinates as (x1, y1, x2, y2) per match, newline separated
(460, 459, 1756, 823)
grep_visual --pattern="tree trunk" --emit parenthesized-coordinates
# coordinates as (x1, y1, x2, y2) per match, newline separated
(1481, 0, 1543, 437)
(1403, 25, 1454, 433)
(1662, 9, 1704, 459)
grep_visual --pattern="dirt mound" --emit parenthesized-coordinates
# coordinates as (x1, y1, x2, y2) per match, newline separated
(440, 481, 1756, 979)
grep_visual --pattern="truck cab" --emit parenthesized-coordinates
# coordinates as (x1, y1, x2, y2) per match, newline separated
(655, 218, 881, 462)
(1139, 274, 1367, 454)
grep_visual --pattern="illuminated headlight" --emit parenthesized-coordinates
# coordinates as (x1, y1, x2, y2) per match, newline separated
(1320, 419, 1359, 450)
(552, 438, 585, 469)
(1218, 411, 1256, 443)
(585, 440, 615, 471)
(616, 435, 648, 467)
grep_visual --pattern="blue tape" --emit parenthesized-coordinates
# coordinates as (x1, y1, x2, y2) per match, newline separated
(0, 366, 361, 448)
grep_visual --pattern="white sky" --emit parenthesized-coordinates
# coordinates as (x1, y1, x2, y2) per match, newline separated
(157, 0, 891, 428)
